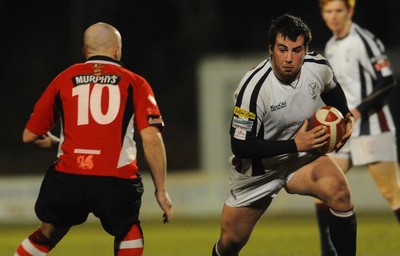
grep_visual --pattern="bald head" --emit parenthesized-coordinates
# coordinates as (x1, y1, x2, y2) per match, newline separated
(83, 22, 122, 60)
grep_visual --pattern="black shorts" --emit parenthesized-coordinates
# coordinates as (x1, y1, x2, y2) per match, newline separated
(35, 165, 143, 237)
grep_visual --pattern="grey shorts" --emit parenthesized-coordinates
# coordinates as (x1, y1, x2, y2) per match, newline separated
(330, 132, 398, 166)
(225, 153, 319, 207)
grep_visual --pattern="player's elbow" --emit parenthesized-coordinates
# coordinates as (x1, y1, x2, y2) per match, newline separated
(22, 129, 39, 144)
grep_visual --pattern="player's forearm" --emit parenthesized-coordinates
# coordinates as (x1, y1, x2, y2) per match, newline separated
(141, 128, 168, 192)
(356, 77, 396, 115)
(231, 137, 297, 158)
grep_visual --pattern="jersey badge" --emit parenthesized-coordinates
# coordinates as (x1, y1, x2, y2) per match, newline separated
(77, 155, 94, 170)
(308, 82, 318, 100)
(147, 115, 164, 127)
(93, 64, 103, 76)
(233, 106, 256, 120)
(374, 59, 391, 74)
(232, 116, 253, 132)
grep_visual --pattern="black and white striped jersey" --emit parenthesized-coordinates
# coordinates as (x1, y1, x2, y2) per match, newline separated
(325, 23, 396, 136)
(230, 52, 343, 154)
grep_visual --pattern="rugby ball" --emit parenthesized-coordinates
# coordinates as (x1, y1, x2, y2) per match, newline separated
(308, 106, 345, 154)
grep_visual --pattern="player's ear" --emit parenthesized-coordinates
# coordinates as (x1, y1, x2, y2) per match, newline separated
(268, 44, 273, 55)
(348, 7, 355, 18)
(82, 46, 88, 59)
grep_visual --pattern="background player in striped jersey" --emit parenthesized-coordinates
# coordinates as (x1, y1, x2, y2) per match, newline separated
(315, 1, 400, 255)
(212, 14, 356, 256)
(14, 22, 173, 256)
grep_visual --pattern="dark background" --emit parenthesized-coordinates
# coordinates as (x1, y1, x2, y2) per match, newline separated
(1, 0, 399, 174)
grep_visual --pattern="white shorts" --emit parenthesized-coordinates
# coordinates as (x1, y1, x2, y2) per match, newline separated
(225, 153, 319, 207)
(330, 132, 398, 166)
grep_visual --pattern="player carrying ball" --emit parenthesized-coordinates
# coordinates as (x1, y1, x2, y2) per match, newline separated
(212, 14, 356, 256)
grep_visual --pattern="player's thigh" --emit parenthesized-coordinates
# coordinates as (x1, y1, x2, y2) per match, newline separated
(91, 177, 143, 237)
(329, 140, 352, 173)
(220, 197, 271, 243)
(330, 157, 352, 174)
(286, 155, 347, 201)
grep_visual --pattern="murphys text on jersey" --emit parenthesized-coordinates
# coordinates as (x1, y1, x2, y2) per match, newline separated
(72, 74, 121, 86)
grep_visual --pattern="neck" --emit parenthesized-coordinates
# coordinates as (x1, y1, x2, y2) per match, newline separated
(334, 21, 352, 39)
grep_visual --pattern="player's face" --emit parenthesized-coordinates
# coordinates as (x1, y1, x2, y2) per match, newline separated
(321, 0, 353, 37)
(269, 33, 306, 83)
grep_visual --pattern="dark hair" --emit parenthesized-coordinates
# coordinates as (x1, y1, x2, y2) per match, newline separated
(319, 0, 355, 10)
(268, 14, 312, 49)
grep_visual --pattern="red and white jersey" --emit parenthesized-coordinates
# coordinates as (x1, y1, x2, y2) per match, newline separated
(325, 23, 396, 136)
(26, 56, 164, 179)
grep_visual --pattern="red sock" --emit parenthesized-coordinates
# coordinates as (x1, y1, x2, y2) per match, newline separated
(15, 228, 54, 256)
(114, 224, 144, 256)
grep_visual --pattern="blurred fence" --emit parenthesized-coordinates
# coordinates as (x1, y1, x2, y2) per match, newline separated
(0, 166, 392, 224)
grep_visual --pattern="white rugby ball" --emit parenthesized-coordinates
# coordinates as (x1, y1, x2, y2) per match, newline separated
(308, 106, 345, 154)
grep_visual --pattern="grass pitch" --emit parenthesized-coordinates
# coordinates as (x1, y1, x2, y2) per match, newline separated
(1, 212, 399, 255)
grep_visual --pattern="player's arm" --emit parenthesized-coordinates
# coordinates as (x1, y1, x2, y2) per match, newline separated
(140, 126, 173, 224)
(320, 84, 351, 118)
(22, 129, 60, 149)
(231, 137, 297, 158)
(356, 76, 396, 115)
(232, 122, 330, 157)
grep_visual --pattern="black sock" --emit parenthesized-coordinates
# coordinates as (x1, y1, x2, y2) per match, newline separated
(329, 209, 357, 256)
(212, 243, 220, 256)
(315, 203, 336, 256)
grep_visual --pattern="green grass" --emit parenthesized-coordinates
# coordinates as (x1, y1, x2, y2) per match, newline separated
(2, 212, 399, 255)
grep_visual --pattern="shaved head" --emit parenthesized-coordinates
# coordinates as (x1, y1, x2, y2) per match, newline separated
(83, 22, 122, 60)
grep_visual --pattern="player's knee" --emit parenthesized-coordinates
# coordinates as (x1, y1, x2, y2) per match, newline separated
(219, 233, 248, 255)
(114, 223, 144, 256)
(326, 180, 353, 211)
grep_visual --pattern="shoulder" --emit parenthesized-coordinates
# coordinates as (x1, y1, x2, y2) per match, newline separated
(351, 23, 386, 52)
(240, 58, 273, 86)
(351, 23, 376, 40)
(303, 52, 331, 67)
(302, 52, 335, 82)
(244, 58, 271, 76)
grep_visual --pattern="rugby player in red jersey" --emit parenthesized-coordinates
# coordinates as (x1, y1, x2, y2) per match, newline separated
(15, 22, 173, 256)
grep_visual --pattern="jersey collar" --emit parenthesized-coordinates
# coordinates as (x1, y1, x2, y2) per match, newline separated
(85, 56, 123, 67)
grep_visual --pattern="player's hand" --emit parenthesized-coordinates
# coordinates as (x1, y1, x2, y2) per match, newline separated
(155, 190, 173, 224)
(335, 113, 353, 152)
(350, 108, 361, 121)
(294, 119, 329, 152)
(33, 132, 60, 149)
